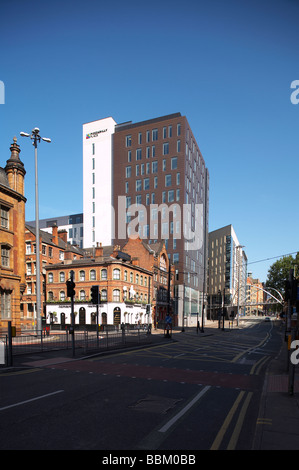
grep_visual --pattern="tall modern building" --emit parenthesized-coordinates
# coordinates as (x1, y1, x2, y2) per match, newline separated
(83, 113, 209, 326)
(207, 224, 247, 321)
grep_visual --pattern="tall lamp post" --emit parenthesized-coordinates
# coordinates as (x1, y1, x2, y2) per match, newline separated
(20, 128, 51, 332)
(236, 245, 245, 328)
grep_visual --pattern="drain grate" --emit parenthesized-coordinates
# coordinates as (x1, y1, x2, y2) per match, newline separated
(130, 395, 182, 414)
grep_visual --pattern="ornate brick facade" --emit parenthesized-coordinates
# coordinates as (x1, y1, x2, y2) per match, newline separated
(0, 137, 26, 334)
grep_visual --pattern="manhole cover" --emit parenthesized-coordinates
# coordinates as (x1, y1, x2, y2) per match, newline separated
(130, 395, 182, 414)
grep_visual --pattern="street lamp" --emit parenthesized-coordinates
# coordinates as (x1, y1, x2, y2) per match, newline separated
(20, 128, 51, 332)
(236, 245, 245, 327)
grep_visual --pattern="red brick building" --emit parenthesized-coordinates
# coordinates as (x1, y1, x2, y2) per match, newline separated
(22, 224, 84, 329)
(0, 137, 26, 334)
(44, 239, 174, 328)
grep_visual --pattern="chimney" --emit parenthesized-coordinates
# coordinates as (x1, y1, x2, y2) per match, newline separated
(95, 242, 103, 257)
(58, 229, 68, 244)
(52, 224, 58, 245)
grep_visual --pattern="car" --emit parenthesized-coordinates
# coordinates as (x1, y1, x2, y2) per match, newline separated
(265, 316, 271, 322)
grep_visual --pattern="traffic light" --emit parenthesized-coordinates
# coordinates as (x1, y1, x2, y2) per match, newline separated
(91, 285, 99, 304)
(146, 304, 151, 315)
(66, 279, 75, 298)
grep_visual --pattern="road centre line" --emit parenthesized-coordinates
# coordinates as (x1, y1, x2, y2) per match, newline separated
(158, 385, 211, 433)
(0, 390, 64, 412)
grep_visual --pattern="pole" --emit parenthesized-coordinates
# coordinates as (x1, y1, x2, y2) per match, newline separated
(34, 139, 42, 333)
(70, 270, 75, 357)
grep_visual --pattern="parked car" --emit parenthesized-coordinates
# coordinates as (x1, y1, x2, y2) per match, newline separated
(265, 316, 271, 322)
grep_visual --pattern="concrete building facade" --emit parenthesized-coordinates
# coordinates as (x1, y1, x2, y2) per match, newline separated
(207, 224, 247, 320)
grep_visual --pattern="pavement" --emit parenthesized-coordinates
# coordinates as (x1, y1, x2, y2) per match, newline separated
(1, 319, 299, 450)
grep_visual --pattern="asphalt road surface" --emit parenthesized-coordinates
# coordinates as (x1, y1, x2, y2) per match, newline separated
(0, 318, 282, 451)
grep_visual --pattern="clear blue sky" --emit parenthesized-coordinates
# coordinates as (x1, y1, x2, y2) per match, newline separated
(0, 0, 298, 283)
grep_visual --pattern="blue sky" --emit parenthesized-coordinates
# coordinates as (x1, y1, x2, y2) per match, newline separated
(0, 0, 298, 283)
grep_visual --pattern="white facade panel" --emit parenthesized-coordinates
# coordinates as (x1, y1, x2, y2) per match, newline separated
(83, 117, 116, 248)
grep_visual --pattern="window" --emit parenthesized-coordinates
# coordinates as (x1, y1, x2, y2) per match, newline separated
(60, 291, 65, 301)
(60, 272, 65, 282)
(48, 291, 53, 301)
(152, 129, 158, 141)
(101, 269, 107, 280)
(177, 123, 181, 136)
(1, 246, 10, 267)
(176, 172, 180, 185)
(152, 161, 158, 173)
(171, 157, 177, 170)
(136, 148, 142, 160)
(26, 242, 31, 254)
(124, 270, 128, 281)
(143, 178, 150, 190)
(101, 289, 107, 301)
(177, 140, 181, 152)
(113, 268, 120, 280)
(0, 205, 9, 229)
(126, 135, 132, 147)
(163, 127, 167, 138)
(136, 179, 142, 191)
(80, 270, 85, 281)
(89, 270, 96, 281)
(163, 142, 169, 155)
(125, 166, 131, 178)
(26, 263, 32, 275)
(48, 272, 53, 283)
(173, 253, 179, 264)
(138, 132, 142, 144)
(113, 289, 120, 302)
(165, 174, 172, 187)
(128, 150, 131, 162)
(168, 190, 174, 202)
(0, 289, 11, 319)
(80, 290, 86, 301)
(154, 176, 158, 188)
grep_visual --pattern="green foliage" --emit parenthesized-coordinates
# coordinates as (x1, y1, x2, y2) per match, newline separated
(266, 252, 299, 294)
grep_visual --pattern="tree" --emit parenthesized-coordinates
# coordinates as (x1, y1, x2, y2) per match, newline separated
(266, 252, 299, 297)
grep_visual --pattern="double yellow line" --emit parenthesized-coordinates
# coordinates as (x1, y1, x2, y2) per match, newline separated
(210, 390, 253, 450)
(210, 355, 270, 450)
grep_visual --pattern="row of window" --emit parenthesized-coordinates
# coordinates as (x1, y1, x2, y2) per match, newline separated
(126, 188, 180, 207)
(125, 158, 179, 178)
(130, 173, 180, 193)
(48, 268, 149, 285)
(48, 289, 148, 303)
(125, 124, 181, 148)
(26, 242, 61, 259)
(126, 141, 178, 160)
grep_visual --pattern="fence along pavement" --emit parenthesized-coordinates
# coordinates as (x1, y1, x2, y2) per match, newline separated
(1, 327, 152, 360)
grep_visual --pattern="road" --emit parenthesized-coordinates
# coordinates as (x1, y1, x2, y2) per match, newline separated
(0, 318, 282, 451)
